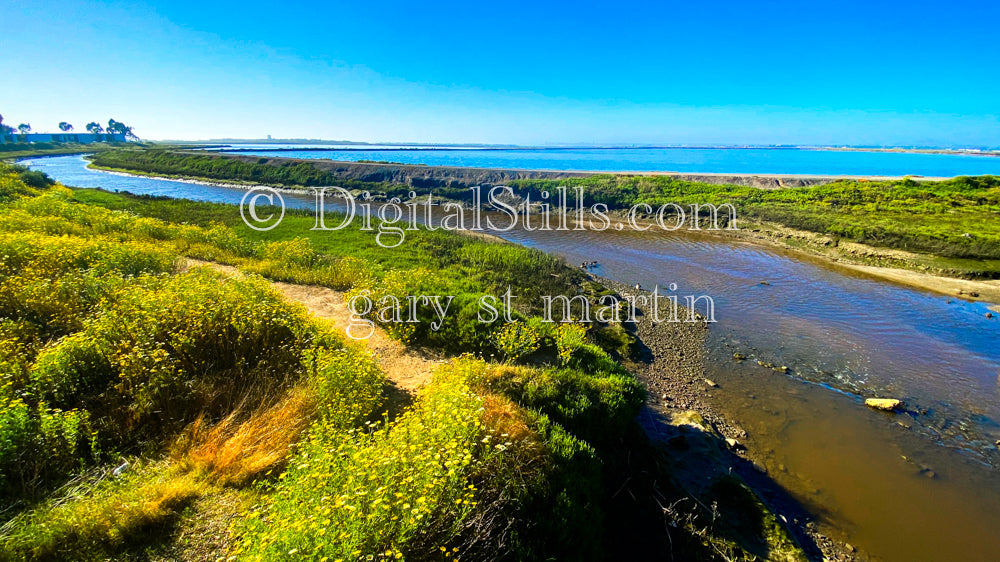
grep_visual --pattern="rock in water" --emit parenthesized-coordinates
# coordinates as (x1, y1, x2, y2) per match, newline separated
(865, 398, 903, 412)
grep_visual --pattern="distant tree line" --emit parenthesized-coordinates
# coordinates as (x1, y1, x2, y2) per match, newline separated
(0, 113, 138, 142)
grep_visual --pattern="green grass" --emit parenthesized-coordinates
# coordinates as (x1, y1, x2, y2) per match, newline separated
(89, 148, 399, 190)
(90, 148, 1000, 275)
(508, 174, 1000, 268)
(0, 462, 209, 562)
(0, 143, 124, 161)
(0, 162, 806, 561)
(69, 186, 593, 351)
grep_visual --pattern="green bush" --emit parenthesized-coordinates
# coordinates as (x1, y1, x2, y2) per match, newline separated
(65, 269, 317, 441)
(520, 411, 603, 561)
(492, 321, 541, 364)
(30, 333, 112, 407)
(308, 346, 384, 430)
(474, 363, 643, 446)
(554, 324, 587, 365)
(16, 170, 55, 190)
(0, 384, 96, 498)
(0, 171, 41, 201)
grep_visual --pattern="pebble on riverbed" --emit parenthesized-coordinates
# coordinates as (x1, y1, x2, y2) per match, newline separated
(725, 438, 746, 452)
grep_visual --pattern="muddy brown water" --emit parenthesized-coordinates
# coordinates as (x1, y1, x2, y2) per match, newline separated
(499, 226, 1000, 561)
(26, 155, 1000, 561)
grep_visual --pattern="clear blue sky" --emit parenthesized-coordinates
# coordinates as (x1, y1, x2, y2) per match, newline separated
(2, 0, 998, 146)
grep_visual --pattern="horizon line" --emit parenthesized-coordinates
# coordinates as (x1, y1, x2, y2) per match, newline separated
(149, 139, 1000, 152)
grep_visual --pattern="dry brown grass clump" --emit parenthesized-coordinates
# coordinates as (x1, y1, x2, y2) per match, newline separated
(175, 388, 316, 487)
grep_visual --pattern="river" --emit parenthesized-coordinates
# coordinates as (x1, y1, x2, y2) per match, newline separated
(22, 153, 1000, 561)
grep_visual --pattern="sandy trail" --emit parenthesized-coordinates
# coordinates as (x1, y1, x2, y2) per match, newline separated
(182, 259, 440, 391)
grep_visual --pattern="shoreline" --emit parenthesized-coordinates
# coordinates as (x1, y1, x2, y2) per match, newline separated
(596, 275, 856, 561)
(835, 262, 1000, 303)
(85, 163, 334, 197)
(4, 146, 112, 161)
(192, 143, 1000, 159)
(706, 219, 1000, 305)
(191, 150, 964, 186)
(84, 162, 1000, 306)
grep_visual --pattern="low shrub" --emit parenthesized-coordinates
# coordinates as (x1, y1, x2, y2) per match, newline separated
(0, 463, 208, 562)
(232, 363, 498, 561)
(0, 384, 96, 499)
(468, 361, 643, 447)
(492, 321, 541, 364)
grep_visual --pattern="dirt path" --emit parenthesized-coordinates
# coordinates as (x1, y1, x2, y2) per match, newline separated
(182, 259, 441, 391)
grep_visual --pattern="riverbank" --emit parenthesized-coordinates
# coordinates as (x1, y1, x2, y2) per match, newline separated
(86, 162, 312, 193)
(26, 152, 1000, 561)
(201, 151, 949, 189)
(86, 151, 1000, 277)
(596, 276, 857, 561)
(711, 218, 1000, 304)
(96, 147, 958, 189)
(2, 162, 814, 560)
(1, 143, 119, 161)
(84, 159, 1000, 305)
